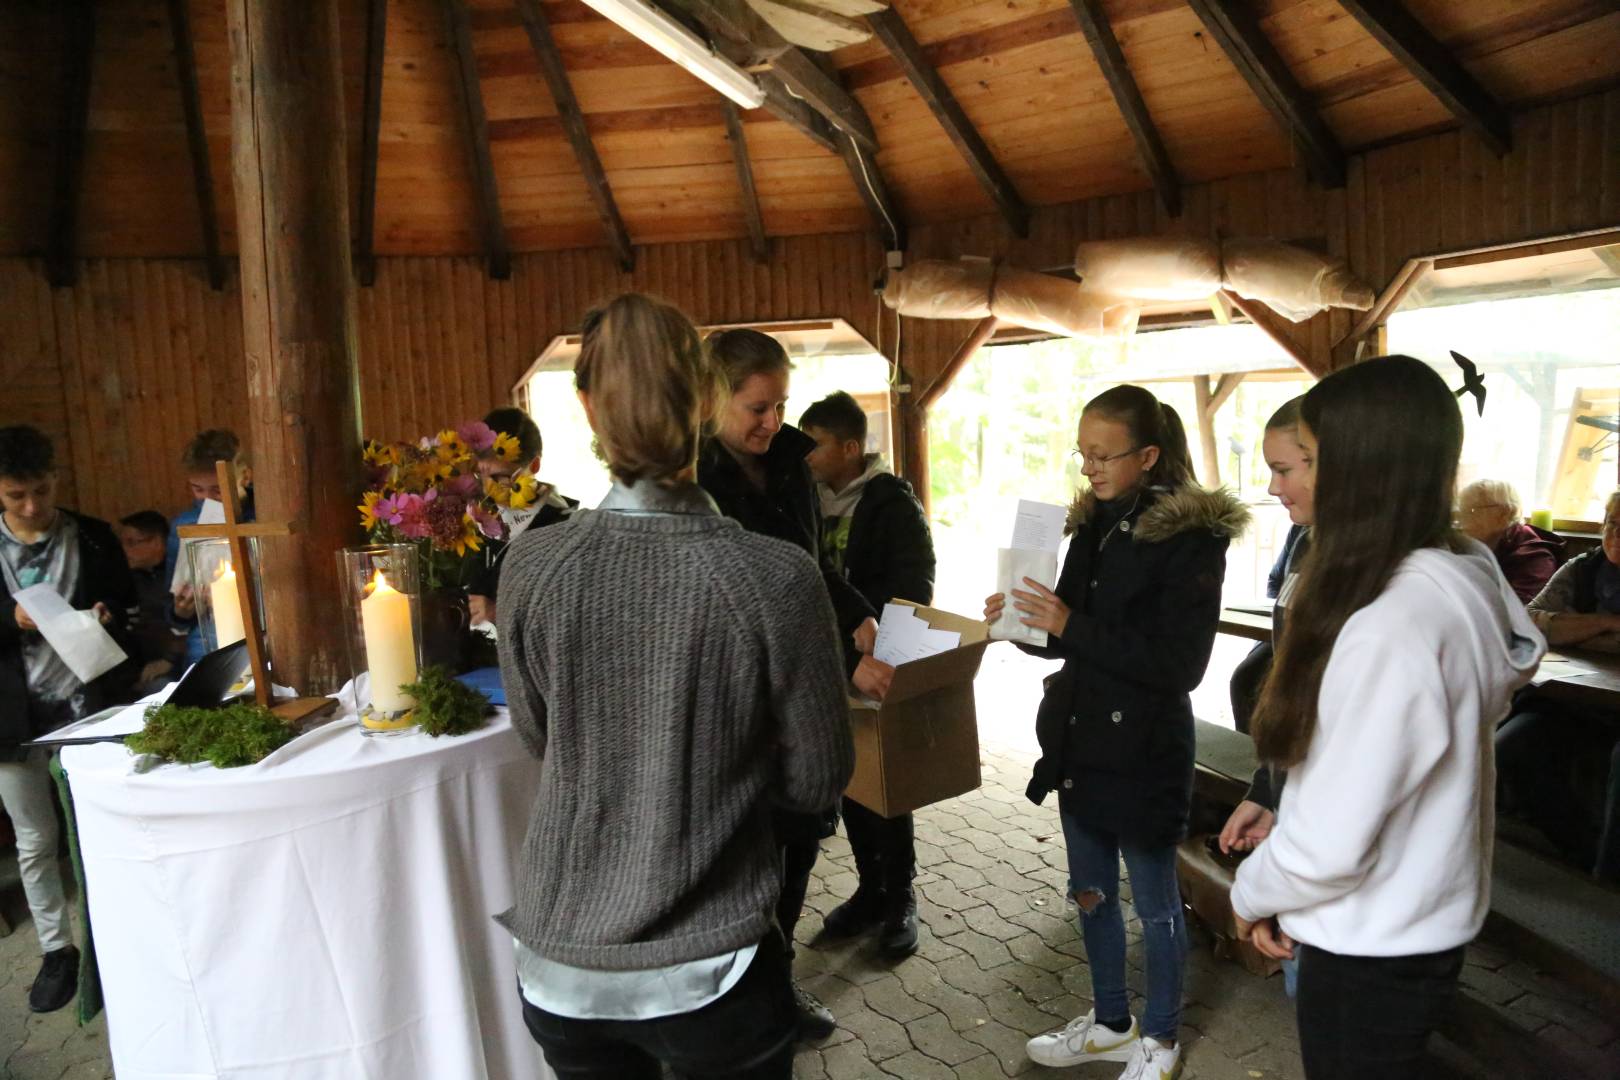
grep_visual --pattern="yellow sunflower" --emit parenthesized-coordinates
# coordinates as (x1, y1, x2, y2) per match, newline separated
(506, 474, 539, 510)
(436, 430, 470, 463)
(362, 440, 397, 468)
(492, 432, 523, 463)
(358, 491, 385, 531)
(451, 514, 485, 557)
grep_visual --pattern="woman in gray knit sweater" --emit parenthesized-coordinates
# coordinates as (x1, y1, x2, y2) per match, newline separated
(495, 293, 854, 1079)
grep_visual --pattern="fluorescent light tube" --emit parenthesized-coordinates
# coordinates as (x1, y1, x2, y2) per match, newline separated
(580, 0, 767, 110)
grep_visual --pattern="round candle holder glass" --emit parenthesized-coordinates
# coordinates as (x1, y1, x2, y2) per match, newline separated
(337, 544, 423, 737)
(186, 537, 265, 661)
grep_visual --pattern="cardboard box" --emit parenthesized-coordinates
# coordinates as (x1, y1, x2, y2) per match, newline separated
(845, 603, 991, 818)
(1175, 835, 1282, 979)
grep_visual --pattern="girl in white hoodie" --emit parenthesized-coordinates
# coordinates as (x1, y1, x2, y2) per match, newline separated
(1229, 356, 1545, 1080)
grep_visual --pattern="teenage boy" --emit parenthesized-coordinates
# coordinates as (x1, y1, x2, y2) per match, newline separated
(0, 425, 136, 1011)
(800, 392, 936, 956)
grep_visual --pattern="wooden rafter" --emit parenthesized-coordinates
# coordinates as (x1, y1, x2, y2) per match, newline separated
(723, 102, 769, 264)
(515, 0, 634, 271)
(166, 0, 226, 289)
(758, 76, 841, 153)
(356, 0, 387, 286)
(443, 0, 510, 279)
(866, 9, 1029, 236)
(1220, 290, 1326, 377)
(1185, 0, 1346, 188)
(1336, 0, 1510, 156)
(1066, 0, 1181, 217)
(768, 48, 878, 151)
(46, 0, 94, 289)
(837, 131, 905, 252)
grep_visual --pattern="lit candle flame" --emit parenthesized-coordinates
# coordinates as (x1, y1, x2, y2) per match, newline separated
(368, 568, 396, 596)
(213, 561, 235, 582)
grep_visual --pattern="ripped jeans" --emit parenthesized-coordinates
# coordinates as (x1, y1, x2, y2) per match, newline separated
(1060, 814, 1186, 1042)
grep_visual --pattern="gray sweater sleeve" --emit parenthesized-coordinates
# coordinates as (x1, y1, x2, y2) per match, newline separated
(759, 552, 856, 815)
(496, 570, 548, 761)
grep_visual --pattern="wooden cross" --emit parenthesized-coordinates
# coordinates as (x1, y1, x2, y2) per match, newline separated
(175, 460, 336, 725)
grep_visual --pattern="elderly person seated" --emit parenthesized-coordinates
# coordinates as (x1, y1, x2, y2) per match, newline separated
(1497, 489, 1620, 882)
(1457, 479, 1564, 603)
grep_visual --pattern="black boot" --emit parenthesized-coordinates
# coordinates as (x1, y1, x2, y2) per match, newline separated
(29, 945, 79, 1013)
(879, 884, 918, 957)
(822, 883, 886, 938)
(792, 980, 837, 1042)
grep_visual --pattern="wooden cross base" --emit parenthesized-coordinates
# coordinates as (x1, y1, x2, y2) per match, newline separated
(271, 696, 341, 728)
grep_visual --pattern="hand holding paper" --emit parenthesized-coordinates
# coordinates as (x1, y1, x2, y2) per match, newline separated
(12, 584, 128, 684)
(1010, 578, 1070, 637)
(991, 499, 1067, 645)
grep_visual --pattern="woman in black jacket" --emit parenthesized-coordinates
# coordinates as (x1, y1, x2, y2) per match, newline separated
(985, 385, 1247, 1079)
(696, 328, 881, 1043)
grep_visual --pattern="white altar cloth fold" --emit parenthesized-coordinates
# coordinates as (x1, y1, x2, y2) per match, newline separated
(63, 709, 550, 1080)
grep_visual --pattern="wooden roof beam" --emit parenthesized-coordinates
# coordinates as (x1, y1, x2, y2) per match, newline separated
(1067, 0, 1181, 217)
(837, 131, 905, 252)
(723, 102, 769, 264)
(166, 0, 226, 289)
(516, 0, 635, 271)
(757, 75, 841, 153)
(355, 0, 387, 286)
(866, 9, 1029, 236)
(46, 0, 94, 289)
(1185, 0, 1346, 188)
(768, 48, 879, 152)
(443, 0, 510, 279)
(1335, 0, 1510, 156)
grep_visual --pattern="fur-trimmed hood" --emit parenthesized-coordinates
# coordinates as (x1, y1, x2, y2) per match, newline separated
(1064, 484, 1251, 543)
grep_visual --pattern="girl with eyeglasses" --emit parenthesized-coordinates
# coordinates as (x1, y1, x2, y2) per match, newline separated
(985, 384, 1249, 1080)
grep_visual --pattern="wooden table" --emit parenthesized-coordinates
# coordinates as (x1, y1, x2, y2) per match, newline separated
(1217, 607, 1620, 712)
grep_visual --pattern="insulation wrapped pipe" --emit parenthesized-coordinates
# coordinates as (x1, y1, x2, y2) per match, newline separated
(882, 259, 1139, 340)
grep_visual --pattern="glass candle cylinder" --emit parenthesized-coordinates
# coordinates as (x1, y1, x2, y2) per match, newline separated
(337, 544, 423, 736)
(186, 537, 264, 657)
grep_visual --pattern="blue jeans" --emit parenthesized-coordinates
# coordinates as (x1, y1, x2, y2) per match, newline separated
(1061, 814, 1187, 1042)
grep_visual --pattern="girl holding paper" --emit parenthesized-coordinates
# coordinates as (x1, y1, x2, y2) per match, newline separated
(1229, 358, 1543, 1079)
(984, 385, 1247, 1080)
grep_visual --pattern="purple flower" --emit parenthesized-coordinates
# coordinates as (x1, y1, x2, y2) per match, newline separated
(373, 494, 405, 526)
(394, 493, 430, 539)
(446, 472, 481, 499)
(470, 504, 505, 540)
(458, 421, 497, 453)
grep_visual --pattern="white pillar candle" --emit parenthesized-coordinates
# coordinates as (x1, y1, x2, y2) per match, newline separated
(361, 570, 417, 713)
(210, 563, 247, 648)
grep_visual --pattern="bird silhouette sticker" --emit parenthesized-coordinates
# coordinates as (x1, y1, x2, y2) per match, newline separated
(1450, 351, 1487, 416)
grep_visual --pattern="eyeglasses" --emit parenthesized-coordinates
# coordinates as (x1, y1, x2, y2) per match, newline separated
(1071, 446, 1143, 469)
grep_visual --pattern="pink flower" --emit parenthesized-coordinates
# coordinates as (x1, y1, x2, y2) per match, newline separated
(393, 493, 430, 539)
(470, 504, 505, 540)
(458, 421, 497, 453)
(446, 472, 481, 499)
(372, 494, 406, 526)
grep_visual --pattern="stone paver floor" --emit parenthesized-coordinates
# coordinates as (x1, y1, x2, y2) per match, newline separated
(3, 745, 1617, 1079)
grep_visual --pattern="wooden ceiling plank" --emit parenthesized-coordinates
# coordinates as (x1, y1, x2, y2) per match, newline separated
(444, 0, 512, 279)
(356, 0, 388, 286)
(723, 101, 769, 264)
(836, 129, 905, 252)
(1066, 0, 1182, 217)
(515, 0, 635, 271)
(1335, 0, 1512, 156)
(866, 8, 1030, 235)
(1184, 0, 1347, 188)
(47, 0, 95, 288)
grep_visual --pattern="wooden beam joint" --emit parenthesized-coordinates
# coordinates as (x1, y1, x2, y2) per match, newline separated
(443, 0, 510, 280)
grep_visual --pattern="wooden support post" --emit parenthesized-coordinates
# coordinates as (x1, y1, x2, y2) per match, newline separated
(1194, 376, 1220, 488)
(723, 102, 769, 265)
(167, 0, 227, 290)
(355, 0, 387, 286)
(898, 402, 930, 518)
(226, 0, 365, 696)
(46, 0, 94, 289)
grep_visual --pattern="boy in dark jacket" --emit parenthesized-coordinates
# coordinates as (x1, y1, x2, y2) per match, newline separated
(468, 407, 576, 628)
(0, 425, 137, 1013)
(802, 391, 936, 956)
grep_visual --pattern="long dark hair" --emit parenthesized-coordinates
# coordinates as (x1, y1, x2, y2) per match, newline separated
(1083, 384, 1195, 490)
(1251, 356, 1464, 766)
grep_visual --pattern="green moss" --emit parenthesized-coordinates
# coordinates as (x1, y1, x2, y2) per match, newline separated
(401, 665, 490, 738)
(125, 702, 296, 768)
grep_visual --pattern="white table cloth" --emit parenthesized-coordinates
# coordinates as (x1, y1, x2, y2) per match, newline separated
(63, 709, 551, 1080)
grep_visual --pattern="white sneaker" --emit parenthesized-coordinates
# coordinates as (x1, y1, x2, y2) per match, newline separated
(1118, 1035, 1182, 1080)
(1025, 1009, 1139, 1067)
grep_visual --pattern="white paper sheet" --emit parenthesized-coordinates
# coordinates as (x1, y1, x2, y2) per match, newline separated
(992, 548, 1059, 645)
(873, 603, 960, 667)
(12, 584, 129, 684)
(170, 498, 226, 593)
(1009, 499, 1067, 554)
(30, 683, 178, 744)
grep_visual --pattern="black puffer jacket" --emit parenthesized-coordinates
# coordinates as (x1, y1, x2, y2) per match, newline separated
(1021, 484, 1248, 848)
(841, 472, 935, 613)
(0, 510, 138, 748)
(698, 426, 876, 675)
